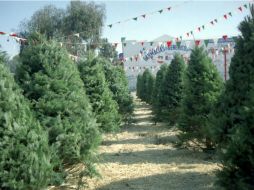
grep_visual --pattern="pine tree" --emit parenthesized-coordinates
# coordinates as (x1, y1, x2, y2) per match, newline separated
(78, 57, 121, 132)
(101, 59, 134, 121)
(151, 64, 167, 122)
(178, 47, 223, 149)
(0, 54, 52, 190)
(141, 69, 154, 103)
(136, 74, 142, 98)
(16, 34, 100, 176)
(211, 6, 254, 189)
(161, 54, 185, 124)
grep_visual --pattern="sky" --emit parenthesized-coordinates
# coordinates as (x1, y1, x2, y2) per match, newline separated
(0, 0, 251, 57)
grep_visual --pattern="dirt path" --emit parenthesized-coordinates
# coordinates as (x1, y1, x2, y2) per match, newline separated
(86, 96, 219, 190)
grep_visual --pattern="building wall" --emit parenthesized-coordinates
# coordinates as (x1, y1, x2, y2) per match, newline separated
(123, 37, 235, 90)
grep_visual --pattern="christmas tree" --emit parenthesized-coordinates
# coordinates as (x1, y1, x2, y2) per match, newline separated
(78, 57, 121, 132)
(136, 74, 142, 98)
(151, 64, 167, 123)
(16, 34, 100, 177)
(161, 54, 185, 124)
(211, 6, 254, 189)
(140, 69, 154, 103)
(101, 59, 134, 121)
(178, 47, 223, 149)
(0, 53, 52, 189)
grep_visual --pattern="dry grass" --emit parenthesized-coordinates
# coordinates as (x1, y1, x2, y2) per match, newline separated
(49, 94, 220, 190)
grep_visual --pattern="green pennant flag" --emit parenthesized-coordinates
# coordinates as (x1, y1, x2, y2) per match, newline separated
(150, 42, 154, 46)
(214, 19, 218, 23)
(228, 12, 232, 17)
(158, 9, 163, 14)
(204, 39, 209, 47)
(108, 24, 113, 28)
(190, 31, 193, 35)
(176, 41, 181, 48)
(180, 36, 183, 40)
(202, 25, 205, 30)
(244, 4, 248, 9)
(133, 17, 138, 21)
(123, 43, 127, 47)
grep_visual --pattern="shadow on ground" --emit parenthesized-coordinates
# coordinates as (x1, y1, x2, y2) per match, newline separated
(96, 171, 218, 190)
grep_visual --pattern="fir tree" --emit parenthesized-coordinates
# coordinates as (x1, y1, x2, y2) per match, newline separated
(101, 59, 134, 121)
(211, 6, 254, 189)
(140, 69, 154, 103)
(78, 57, 121, 132)
(16, 34, 100, 176)
(178, 47, 223, 149)
(151, 64, 167, 122)
(136, 74, 142, 98)
(161, 54, 185, 124)
(0, 54, 52, 190)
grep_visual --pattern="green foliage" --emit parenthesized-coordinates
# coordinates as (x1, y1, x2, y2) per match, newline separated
(16, 35, 100, 179)
(138, 69, 155, 103)
(210, 6, 254, 189)
(151, 64, 167, 122)
(99, 38, 118, 61)
(160, 54, 186, 124)
(102, 59, 134, 122)
(0, 54, 52, 190)
(78, 57, 121, 132)
(178, 47, 223, 148)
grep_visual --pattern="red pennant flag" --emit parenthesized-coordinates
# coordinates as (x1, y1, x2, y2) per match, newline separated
(135, 56, 138, 61)
(9, 33, 17, 37)
(167, 7, 171, 11)
(198, 27, 201, 32)
(141, 42, 144, 46)
(210, 21, 214, 25)
(223, 35, 228, 40)
(166, 41, 172, 47)
(0, 32, 6, 35)
(142, 14, 146, 18)
(238, 7, 243, 12)
(195, 40, 201, 46)
(224, 14, 227, 19)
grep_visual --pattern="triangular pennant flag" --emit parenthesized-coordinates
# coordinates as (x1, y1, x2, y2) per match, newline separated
(167, 7, 171, 11)
(190, 31, 193, 35)
(135, 56, 138, 61)
(166, 40, 172, 47)
(228, 12, 232, 17)
(176, 37, 179, 42)
(224, 14, 227, 19)
(244, 4, 248, 9)
(0, 32, 6, 35)
(223, 35, 228, 40)
(133, 17, 138, 21)
(108, 24, 113, 28)
(142, 14, 146, 18)
(204, 39, 209, 47)
(123, 43, 127, 47)
(180, 36, 183, 40)
(113, 43, 118, 48)
(9, 33, 17, 37)
(202, 25, 205, 30)
(195, 40, 201, 46)
(176, 41, 181, 48)
(198, 27, 201, 32)
(141, 42, 144, 46)
(130, 57, 133, 62)
(150, 42, 154, 46)
(187, 32, 189, 37)
(158, 9, 163, 14)
(210, 21, 214, 25)
(238, 7, 243, 12)
(214, 19, 218, 23)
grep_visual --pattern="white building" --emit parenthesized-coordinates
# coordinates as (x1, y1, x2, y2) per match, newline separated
(122, 35, 235, 90)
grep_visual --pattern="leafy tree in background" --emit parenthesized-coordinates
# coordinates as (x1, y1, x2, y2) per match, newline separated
(16, 34, 100, 182)
(99, 38, 118, 61)
(210, 6, 254, 189)
(178, 47, 223, 149)
(151, 64, 167, 123)
(102, 59, 134, 122)
(78, 56, 121, 132)
(0, 52, 52, 190)
(161, 54, 185, 124)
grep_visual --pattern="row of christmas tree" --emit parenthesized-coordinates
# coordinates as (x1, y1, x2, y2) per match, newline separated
(0, 33, 133, 190)
(136, 6, 254, 189)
